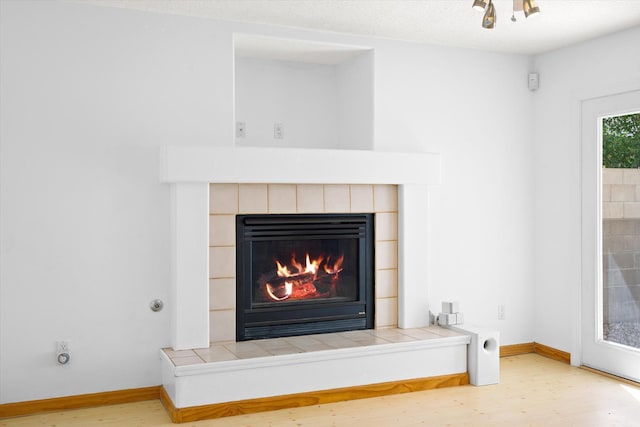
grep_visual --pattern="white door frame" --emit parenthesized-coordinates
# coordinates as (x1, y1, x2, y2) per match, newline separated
(580, 89, 640, 382)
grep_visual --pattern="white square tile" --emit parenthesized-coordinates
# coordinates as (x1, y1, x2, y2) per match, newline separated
(210, 184, 238, 214)
(372, 326, 412, 342)
(266, 346, 305, 356)
(223, 341, 271, 359)
(268, 184, 297, 213)
(283, 335, 333, 353)
(350, 185, 374, 212)
(373, 185, 397, 212)
(209, 278, 236, 310)
(375, 212, 397, 241)
(398, 328, 442, 340)
(375, 241, 398, 269)
(424, 325, 466, 338)
(297, 185, 324, 213)
(338, 330, 388, 346)
(252, 338, 291, 350)
(172, 355, 205, 366)
(209, 309, 236, 343)
(209, 246, 235, 279)
(209, 215, 236, 246)
(195, 346, 238, 362)
(163, 349, 196, 358)
(375, 297, 398, 328)
(239, 184, 268, 213)
(314, 334, 360, 349)
(375, 269, 397, 298)
(286, 340, 333, 353)
(324, 185, 350, 213)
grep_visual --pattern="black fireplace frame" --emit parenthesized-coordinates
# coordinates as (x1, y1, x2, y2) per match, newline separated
(236, 213, 374, 341)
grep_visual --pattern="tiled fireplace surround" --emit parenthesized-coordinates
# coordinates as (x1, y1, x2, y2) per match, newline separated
(209, 183, 399, 342)
(159, 147, 471, 411)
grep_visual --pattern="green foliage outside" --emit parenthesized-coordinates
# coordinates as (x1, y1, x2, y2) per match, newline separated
(602, 113, 640, 168)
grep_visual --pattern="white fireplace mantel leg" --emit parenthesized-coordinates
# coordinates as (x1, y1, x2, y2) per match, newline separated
(170, 183, 210, 350)
(398, 184, 430, 328)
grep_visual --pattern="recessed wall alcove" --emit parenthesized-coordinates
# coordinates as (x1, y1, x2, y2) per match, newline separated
(234, 34, 374, 150)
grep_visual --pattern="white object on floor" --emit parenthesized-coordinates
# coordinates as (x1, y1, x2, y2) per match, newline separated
(445, 324, 500, 386)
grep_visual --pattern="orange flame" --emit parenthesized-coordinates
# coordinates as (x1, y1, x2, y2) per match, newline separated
(324, 254, 344, 274)
(283, 254, 324, 277)
(276, 260, 291, 277)
(264, 252, 344, 302)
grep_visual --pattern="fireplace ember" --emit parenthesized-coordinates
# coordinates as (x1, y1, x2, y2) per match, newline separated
(262, 253, 344, 301)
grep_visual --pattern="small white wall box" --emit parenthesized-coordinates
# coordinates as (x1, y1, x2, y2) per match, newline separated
(446, 324, 499, 386)
(438, 313, 457, 326)
(528, 72, 539, 91)
(442, 301, 460, 314)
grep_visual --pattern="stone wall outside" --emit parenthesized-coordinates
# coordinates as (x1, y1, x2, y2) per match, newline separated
(602, 168, 640, 324)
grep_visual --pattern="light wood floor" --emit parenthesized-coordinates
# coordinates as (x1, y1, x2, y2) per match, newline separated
(2, 354, 640, 426)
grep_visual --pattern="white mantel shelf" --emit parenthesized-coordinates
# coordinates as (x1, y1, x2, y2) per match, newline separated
(160, 146, 441, 185)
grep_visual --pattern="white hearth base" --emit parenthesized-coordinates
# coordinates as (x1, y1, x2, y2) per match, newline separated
(160, 333, 469, 409)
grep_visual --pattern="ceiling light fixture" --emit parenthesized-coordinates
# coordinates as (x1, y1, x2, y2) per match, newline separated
(472, 0, 489, 12)
(473, 0, 541, 29)
(483, 1, 496, 29)
(523, 0, 541, 18)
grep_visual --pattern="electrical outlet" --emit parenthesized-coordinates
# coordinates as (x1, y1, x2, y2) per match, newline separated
(497, 304, 506, 321)
(236, 121, 246, 138)
(274, 123, 284, 139)
(56, 341, 70, 364)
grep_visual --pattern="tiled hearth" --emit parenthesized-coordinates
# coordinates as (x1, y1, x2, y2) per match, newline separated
(160, 325, 469, 410)
(208, 183, 399, 342)
(163, 326, 465, 366)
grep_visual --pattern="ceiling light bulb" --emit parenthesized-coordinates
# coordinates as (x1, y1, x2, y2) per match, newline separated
(482, 1, 496, 29)
(472, 0, 488, 12)
(523, 0, 540, 18)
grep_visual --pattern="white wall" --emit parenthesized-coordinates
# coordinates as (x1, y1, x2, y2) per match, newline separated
(532, 27, 640, 359)
(0, 0, 234, 403)
(234, 50, 374, 150)
(374, 40, 535, 345)
(336, 51, 374, 150)
(0, 0, 534, 403)
(234, 57, 340, 149)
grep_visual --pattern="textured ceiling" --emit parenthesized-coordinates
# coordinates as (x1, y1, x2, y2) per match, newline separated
(78, 0, 640, 54)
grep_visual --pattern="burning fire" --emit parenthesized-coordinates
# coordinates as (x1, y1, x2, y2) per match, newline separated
(264, 253, 344, 301)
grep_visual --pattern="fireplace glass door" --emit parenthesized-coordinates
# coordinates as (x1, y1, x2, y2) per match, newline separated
(236, 214, 374, 341)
